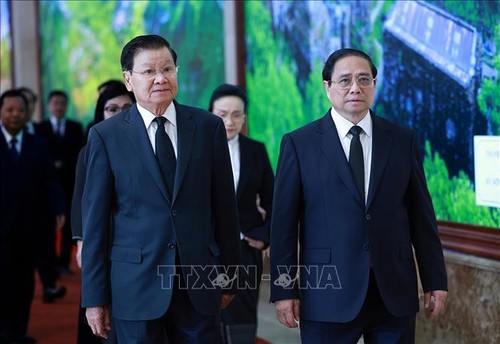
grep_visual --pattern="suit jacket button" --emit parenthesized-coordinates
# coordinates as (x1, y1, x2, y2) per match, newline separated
(365, 214, 371, 220)
(172, 210, 177, 216)
(167, 242, 176, 250)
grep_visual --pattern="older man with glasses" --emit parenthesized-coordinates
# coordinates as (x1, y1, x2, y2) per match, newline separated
(80, 34, 241, 344)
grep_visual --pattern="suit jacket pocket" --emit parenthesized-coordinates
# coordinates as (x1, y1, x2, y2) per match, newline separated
(303, 248, 331, 264)
(110, 245, 142, 263)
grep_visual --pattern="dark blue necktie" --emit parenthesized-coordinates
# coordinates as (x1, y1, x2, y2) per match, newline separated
(154, 117, 176, 198)
(349, 126, 364, 200)
(10, 137, 20, 164)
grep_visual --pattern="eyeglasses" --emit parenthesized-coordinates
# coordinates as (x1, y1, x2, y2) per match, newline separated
(104, 103, 132, 114)
(328, 76, 376, 90)
(128, 65, 179, 79)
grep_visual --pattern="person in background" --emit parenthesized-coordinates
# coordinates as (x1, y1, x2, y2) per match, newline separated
(97, 79, 124, 95)
(0, 89, 65, 344)
(270, 48, 448, 343)
(208, 84, 274, 343)
(38, 90, 84, 276)
(72, 82, 134, 344)
(85, 80, 126, 138)
(17, 86, 68, 304)
(81, 34, 241, 343)
(17, 87, 38, 134)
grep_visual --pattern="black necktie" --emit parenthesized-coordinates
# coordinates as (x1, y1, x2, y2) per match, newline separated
(154, 117, 176, 198)
(9, 137, 20, 164)
(349, 126, 364, 200)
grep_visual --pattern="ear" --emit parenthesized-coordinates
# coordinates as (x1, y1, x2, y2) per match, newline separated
(323, 81, 332, 101)
(123, 71, 133, 92)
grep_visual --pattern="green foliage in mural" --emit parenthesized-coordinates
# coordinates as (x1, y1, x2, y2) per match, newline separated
(245, 1, 307, 170)
(0, 34, 11, 92)
(424, 141, 499, 228)
(39, 0, 224, 126)
(245, 0, 499, 229)
(477, 22, 500, 135)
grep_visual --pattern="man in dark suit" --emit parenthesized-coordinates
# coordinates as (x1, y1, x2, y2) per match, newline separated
(38, 90, 84, 276)
(270, 48, 448, 343)
(208, 84, 274, 343)
(81, 35, 241, 343)
(0, 90, 65, 344)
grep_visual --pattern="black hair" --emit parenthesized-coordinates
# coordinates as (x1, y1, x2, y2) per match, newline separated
(97, 79, 124, 93)
(48, 90, 68, 102)
(0, 89, 29, 111)
(208, 84, 248, 113)
(322, 48, 378, 82)
(120, 34, 177, 72)
(17, 86, 38, 103)
(93, 83, 135, 125)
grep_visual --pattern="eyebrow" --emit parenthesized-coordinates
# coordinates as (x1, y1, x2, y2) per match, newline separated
(336, 71, 372, 78)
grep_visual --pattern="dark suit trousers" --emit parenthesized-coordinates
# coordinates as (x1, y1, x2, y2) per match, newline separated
(0, 230, 35, 338)
(220, 240, 262, 342)
(300, 270, 415, 344)
(113, 275, 220, 344)
(35, 216, 58, 289)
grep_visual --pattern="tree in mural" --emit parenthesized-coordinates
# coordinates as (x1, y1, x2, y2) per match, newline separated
(39, 0, 224, 126)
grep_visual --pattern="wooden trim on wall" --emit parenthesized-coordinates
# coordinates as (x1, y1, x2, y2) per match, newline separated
(439, 221, 500, 261)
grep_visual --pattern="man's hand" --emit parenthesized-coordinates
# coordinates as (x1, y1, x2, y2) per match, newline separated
(424, 290, 447, 319)
(76, 240, 83, 269)
(86, 305, 111, 339)
(220, 294, 235, 310)
(275, 299, 300, 328)
(243, 236, 265, 250)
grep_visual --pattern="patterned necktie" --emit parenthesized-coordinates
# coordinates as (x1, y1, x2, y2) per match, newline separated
(349, 126, 364, 200)
(154, 117, 176, 198)
(10, 137, 20, 164)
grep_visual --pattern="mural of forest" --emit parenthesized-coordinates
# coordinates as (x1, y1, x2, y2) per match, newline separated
(39, 0, 225, 125)
(0, 0, 12, 95)
(244, 0, 499, 229)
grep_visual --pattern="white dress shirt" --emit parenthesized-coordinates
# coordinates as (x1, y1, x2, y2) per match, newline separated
(227, 135, 241, 192)
(137, 102, 178, 157)
(1, 125, 23, 154)
(50, 115, 66, 136)
(331, 108, 373, 203)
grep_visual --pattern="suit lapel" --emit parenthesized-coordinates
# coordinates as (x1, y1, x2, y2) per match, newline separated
(236, 135, 251, 200)
(173, 102, 195, 203)
(124, 106, 171, 204)
(366, 114, 392, 209)
(317, 112, 364, 207)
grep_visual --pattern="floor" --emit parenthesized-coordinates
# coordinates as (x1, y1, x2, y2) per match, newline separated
(256, 280, 301, 344)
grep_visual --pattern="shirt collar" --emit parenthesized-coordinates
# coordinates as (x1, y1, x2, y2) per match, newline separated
(228, 134, 240, 146)
(137, 102, 177, 128)
(330, 107, 372, 139)
(1, 125, 24, 144)
(50, 115, 65, 126)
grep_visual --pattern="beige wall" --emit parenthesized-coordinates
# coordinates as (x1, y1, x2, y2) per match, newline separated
(416, 250, 500, 344)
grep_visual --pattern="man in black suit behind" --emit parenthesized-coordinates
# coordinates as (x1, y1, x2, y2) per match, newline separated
(0, 90, 65, 344)
(38, 90, 84, 275)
